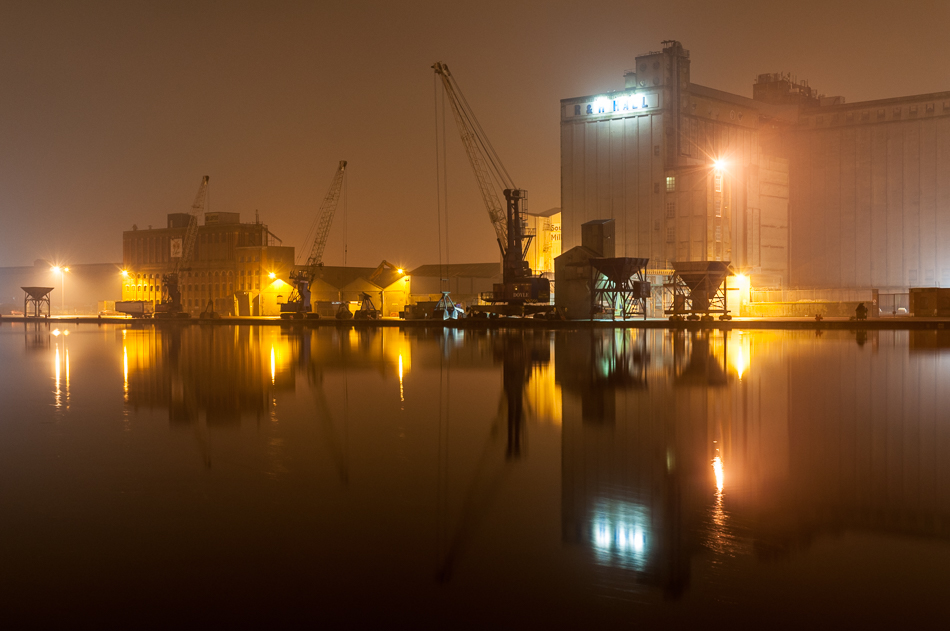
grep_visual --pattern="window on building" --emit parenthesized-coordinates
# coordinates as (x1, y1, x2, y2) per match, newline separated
(715, 199, 722, 217)
(666, 176, 675, 192)
(715, 225, 722, 241)
(715, 243, 722, 260)
(666, 227, 675, 243)
(666, 201, 676, 218)
(715, 173, 722, 193)
(653, 183, 660, 194)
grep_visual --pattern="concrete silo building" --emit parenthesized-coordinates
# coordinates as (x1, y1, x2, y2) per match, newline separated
(560, 40, 950, 311)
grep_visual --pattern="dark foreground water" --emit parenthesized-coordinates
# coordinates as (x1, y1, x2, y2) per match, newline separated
(1, 322, 949, 626)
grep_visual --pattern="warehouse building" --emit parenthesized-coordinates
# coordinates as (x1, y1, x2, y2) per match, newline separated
(121, 211, 294, 316)
(560, 40, 950, 304)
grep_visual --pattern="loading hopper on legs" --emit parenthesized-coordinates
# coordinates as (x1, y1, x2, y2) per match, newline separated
(22, 287, 54, 318)
(589, 257, 651, 321)
(665, 262, 733, 321)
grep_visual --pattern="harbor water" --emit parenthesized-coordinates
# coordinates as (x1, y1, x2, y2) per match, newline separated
(1, 322, 949, 625)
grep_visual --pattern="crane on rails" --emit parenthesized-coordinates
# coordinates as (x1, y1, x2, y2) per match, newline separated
(432, 62, 551, 317)
(280, 161, 347, 320)
(154, 176, 210, 319)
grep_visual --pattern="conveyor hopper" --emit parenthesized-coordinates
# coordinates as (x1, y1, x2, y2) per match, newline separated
(21, 286, 54, 318)
(666, 261, 732, 319)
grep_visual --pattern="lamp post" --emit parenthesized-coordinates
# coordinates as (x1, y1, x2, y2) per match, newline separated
(51, 266, 69, 314)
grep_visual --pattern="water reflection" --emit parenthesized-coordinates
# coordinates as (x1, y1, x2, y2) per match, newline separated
(4, 323, 950, 622)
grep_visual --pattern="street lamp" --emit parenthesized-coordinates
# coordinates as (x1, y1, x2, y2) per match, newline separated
(51, 266, 69, 313)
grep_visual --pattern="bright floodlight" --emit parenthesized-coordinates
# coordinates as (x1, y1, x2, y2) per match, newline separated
(51, 266, 61, 273)
(397, 268, 404, 274)
(121, 270, 129, 277)
(268, 272, 276, 280)
(714, 159, 725, 170)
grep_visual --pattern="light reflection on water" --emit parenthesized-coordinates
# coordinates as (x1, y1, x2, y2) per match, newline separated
(1, 323, 950, 624)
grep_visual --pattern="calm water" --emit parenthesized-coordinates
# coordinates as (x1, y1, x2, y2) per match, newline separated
(1, 322, 949, 625)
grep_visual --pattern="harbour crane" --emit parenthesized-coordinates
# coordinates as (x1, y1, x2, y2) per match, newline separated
(155, 176, 210, 319)
(432, 62, 551, 317)
(280, 161, 348, 320)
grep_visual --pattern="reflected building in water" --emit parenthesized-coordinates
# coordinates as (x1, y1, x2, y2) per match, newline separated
(556, 328, 950, 597)
(122, 326, 296, 425)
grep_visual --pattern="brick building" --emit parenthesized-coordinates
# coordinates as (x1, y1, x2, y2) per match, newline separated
(121, 211, 294, 316)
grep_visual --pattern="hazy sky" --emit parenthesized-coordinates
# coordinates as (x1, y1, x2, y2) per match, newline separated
(2, 0, 948, 269)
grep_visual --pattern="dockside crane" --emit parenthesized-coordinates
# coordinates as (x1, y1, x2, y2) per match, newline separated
(432, 62, 551, 317)
(280, 161, 347, 320)
(155, 176, 210, 319)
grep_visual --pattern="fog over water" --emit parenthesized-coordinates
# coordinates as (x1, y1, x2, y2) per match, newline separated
(1, 322, 949, 624)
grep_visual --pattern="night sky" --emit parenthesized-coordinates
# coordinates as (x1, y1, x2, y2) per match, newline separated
(2, 0, 948, 269)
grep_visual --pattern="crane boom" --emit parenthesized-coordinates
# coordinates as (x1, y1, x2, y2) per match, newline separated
(280, 161, 347, 320)
(155, 175, 210, 318)
(432, 62, 509, 249)
(306, 160, 347, 268)
(432, 62, 549, 311)
(178, 175, 210, 272)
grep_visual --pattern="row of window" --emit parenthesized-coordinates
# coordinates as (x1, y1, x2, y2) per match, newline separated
(665, 221, 724, 244)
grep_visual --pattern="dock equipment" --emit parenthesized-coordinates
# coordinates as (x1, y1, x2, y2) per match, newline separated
(433, 292, 464, 320)
(353, 292, 381, 319)
(22, 287, 53, 318)
(665, 261, 733, 321)
(589, 257, 650, 320)
(282, 161, 347, 320)
(432, 62, 551, 317)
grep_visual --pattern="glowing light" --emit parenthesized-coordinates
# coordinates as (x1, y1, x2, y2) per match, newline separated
(121, 270, 129, 278)
(270, 345, 276, 385)
(735, 273, 750, 291)
(398, 354, 405, 402)
(632, 530, 645, 552)
(54, 345, 61, 408)
(51, 329, 61, 336)
(397, 268, 404, 274)
(713, 455, 724, 493)
(51, 266, 61, 273)
(714, 159, 726, 170)
(123, 343, 129, 399)
(268, 272, 276, 280)
(593, 96, 610, 113)
(63, 267, 69, 273)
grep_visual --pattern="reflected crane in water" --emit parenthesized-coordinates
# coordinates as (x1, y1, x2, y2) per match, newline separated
(435, 331, 548, 582)
(297, 328, 350, 485)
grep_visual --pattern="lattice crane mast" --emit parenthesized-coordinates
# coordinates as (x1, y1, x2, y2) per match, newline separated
(281, 161, 347, 319)
(155, 175, 209, 319)
(431, 62, 549, 310)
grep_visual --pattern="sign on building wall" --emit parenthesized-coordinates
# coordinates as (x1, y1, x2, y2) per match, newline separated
(170, 238, 182, 258)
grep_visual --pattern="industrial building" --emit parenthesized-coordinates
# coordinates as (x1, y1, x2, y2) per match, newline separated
(121, 211, 294, 316)
(560, 40, 950, 310)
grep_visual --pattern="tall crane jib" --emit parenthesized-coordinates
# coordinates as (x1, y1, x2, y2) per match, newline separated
(431, 62, 550, 311)
(155, 176, 210, 319)
(280, 161, 347, 320)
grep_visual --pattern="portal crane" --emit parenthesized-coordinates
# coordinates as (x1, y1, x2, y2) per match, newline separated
(432, 62, 551, 316)
(155, 176, 210, 319)
(280, 161, 347, 319)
